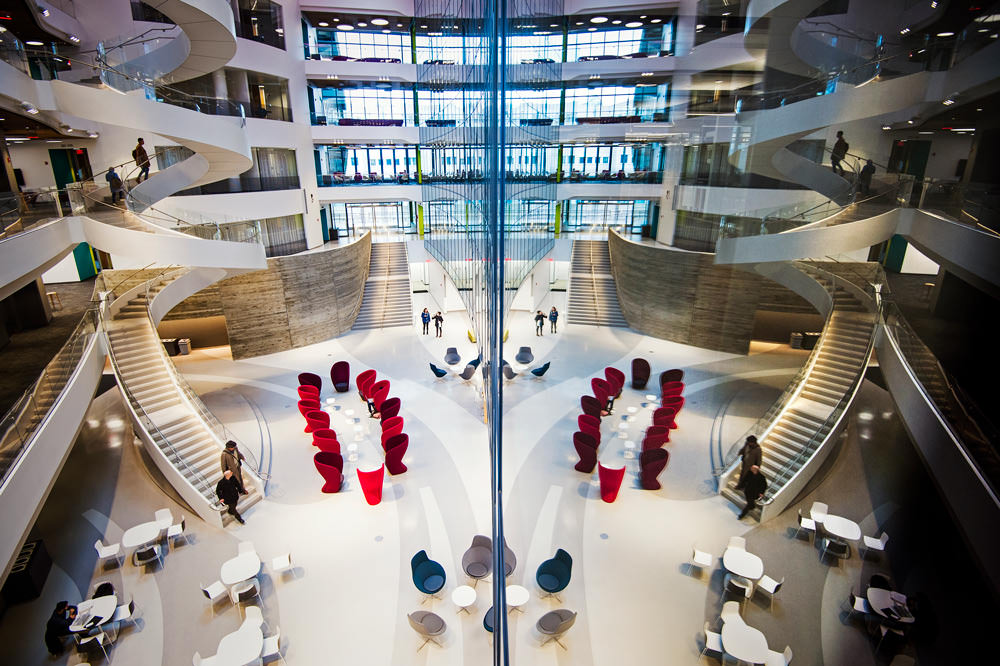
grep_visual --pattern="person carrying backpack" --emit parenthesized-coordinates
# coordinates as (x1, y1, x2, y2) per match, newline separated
(105, 166, 125, 204)
(132, 137, 150, 182)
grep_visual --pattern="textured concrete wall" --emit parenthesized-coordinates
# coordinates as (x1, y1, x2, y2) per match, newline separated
(607, 230, 763, 355)
(218, 234, 371, 359)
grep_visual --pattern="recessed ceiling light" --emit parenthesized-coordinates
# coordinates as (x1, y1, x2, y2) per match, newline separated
(612, 20, 621, 25)
(936, 31, 954, 37)
(332, 18, 339, 22)
(942, 99, 955, 105)
(640, 16, 647, 19)
(550, 23, 558, 27)
(625, 21, 643, 28)
(317, 21, 328, 27)
(575, 22, 584, 26)
(382, 29, 391, 33)
(588, 27, 597, 31)
(357, 22, 367, 27)
(918, 131, 933, 134)
(421, 25, 428, 28)
(651, 19, 662, 24)
(882, 125, 891, 130)
(907, 119, 914, 124)
(696, 24, 706, 30)
(640, 72, 653, 76)
(397, 23, 403, 27)
(590, 16, 608, 24)
(977, 107, 983, 111)
(371, 18, 388, 26)
(336, 24, 354, 30)
(25, 40, 43, 45)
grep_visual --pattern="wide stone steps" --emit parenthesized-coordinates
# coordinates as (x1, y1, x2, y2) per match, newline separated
(567, 240, 628, 327)
(353, 242, 413, 330)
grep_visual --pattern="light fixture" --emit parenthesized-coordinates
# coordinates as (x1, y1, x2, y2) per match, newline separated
(931, 1, 938, 7)
(715, 79, 723, 83)
(274, 28, 283, 33)
(88, 131, 98, 138)
(317, 21, 328, 27)
(882, 125, 891, 130)
(640, 16, 647, 19)
(900, 27, 910, 35)
(977, 107, 983, 111)
(550, 23, 558, 27)
(625, 21, 643, 28)
(25, 40, 43, 46)
(907, 119, 914, 124)
(68, 34, 79, 42)
(332, 18, 339, 22)
(587, 27, 597, 31)
(589, 74, 600, 79)
(420, 25, 428, 28)
(397, 23, 403, 27)
(918, 131, 933, 134)
(575, 22, 583, 26)
(47, 139, 60, 143)
(371, 18, 388, 26)
(357, 22, 367, 27)
(40, 7, 49, 16)
(722, 12, 731, 16)
(651, 19, 662, 24)
(936, 31, 954, 37)
(612, 20, 621, 25)
(950, 127, 975, 131)
(696, 24, 706, 30)
(336, 24, 354, 30)
(640, 72, 653, 76)
(942, 98, 955, 105)
(590, 16, 608, 24)
(382, 29, 391, 33)
(21, 102, 38, 114)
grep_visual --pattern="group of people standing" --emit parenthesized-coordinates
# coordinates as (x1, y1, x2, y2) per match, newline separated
(534, 307, 558, 335)
(420, 308, 444, 337)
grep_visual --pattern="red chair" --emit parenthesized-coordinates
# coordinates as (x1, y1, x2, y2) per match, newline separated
(631, 358, 651, 389)
(591, 377, 612, 406)
(662, 396, 685, 415)
(298, 385, 320, 401)
(331, 361, 350, 393)
(573, 432, 598, 473)
(581, 396, 602, 420)
(298, 372, 322, 392)
(379, 397, 401, 420)
(357, 369, 377, 400)
(661, 381, 684, 398)
(370, 380, 390, 409)
(598, 463, 626, 503)
(357, 464, 385, 505)
(305, 410, 330, 434)
(660, 369, 684, 385)
(381, 414, 404, 434)
(604, 367, 625, 398)
(314, 451, 344, 493)
(642, 425, 670, 450)
(381, 418, 405, 449)
(652, 406, 677, 429)
(313, 428, 341, 454)
(578, 414, 601, 443)
(298, 398, 321, 417)
(639, 449, 669, 490)
(384, 433, 408, 475)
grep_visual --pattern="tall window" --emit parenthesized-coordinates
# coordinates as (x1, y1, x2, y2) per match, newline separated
(236, 0, 285, 50)
(312, 86, 415, 125)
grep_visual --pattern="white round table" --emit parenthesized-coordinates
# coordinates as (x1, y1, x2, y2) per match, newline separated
(867, 588, 915, 624)
(216, 624, 263, 666)
(121, 521, 162, 549)
(452, 585, 477, 614)
(722, 547, 764, 580)
(347, 443, 359, 462)
(505, 585, 529, 613)
(645, 394, 658, 402)
(822, 514, 861, 541)
(721, 621, 768, 664)
(70, 595, 118, 633)
(221, 551, 261, 586)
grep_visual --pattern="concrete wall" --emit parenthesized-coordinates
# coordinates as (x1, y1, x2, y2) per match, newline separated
(607, 230, 762, 354)
(217, 233, 371, 358)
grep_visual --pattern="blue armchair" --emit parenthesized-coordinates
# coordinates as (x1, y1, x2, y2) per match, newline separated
(536, 548, 572, 598)
(411, 550, 446, 597)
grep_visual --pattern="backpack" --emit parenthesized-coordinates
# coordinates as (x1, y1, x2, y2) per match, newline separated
(109, 174, 122, 189)
(131, 148, 137, 160)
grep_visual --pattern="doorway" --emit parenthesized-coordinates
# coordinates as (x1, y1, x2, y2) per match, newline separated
(48, 148, 93, 212)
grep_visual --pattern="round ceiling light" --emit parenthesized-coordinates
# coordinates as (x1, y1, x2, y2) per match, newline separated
(588, 27, 597, 31)
(590, 16, 608, 24)
(651, 19, 662, 24)
(382, 29, 391, 33)
(371, 18, 388, 26)
(336, 24, 354, 31)
(612, 20, 622, 25)
(936, 31, 954, 37)
(26, 40, 44, 45)
(357, 22, 367, 27)
(317, 22, 329, 27)
(625, 21, 643, 28)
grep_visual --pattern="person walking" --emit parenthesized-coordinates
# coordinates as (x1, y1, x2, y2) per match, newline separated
(859, 159, 876, 195)
(420, 308, 431, 335)
(734, 435, 762, 490)
(220, 440, 248, 495)
(738, 465, 767, 519)
(105, 166, 125, 204)
(216, 470, 245, 524)
(549, 306, 559, 333)
(831, 130, 848, 177)
(132, 137, 151, 182)
(534, 310, 546, 336)
(433, 311, 444, 338)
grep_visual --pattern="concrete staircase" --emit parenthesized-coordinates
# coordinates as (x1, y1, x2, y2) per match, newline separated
(353, 242, 413, 330)
(721, 277, 876, 519)
(107, 283, 260, 524)
(567, 240, 628, 327)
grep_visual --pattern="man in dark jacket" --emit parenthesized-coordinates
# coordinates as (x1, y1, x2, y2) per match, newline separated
(216, 469, 245, 524)
(220, 440, 248, 495)
(735, 435, 762, 489)
(739, 465, 768, 519)
(535, 310, 546, 336)
(831, 130, 848, 176)
(44, 601, 76, 655)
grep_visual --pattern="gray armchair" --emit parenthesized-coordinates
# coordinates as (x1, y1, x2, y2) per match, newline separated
(444, 347, 461, 365)
(514, 346, 534, 364)
(407, 610, 446, 651)
(537, 609, 577, 648)
(462, 535, 493, 587)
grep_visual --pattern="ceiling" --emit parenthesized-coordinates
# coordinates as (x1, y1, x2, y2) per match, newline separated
(0, 109, 72, 141)
(0, 0, 73, 48)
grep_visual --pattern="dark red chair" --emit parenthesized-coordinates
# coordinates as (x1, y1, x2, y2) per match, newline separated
(370, 380, 391, 409)
(379, 397, 401, 420)
(305, 409, 330, 434)
(631, 358, 651, 389)
(384, 433, 409, 475)
(357, 369, 377, 400)
(581, 395, 602, 419)
(298, 398, 320, 417)
(642, 425, 670, 450)
(662, 396, 685, 414)
(578, 414, 601, 443)
(357, 464, 385, 505)
(298, 385, 320, 401)
(652, 406, 677, 429)
(314, 451, 344, 493)
(661, 381, 684, 398)
(298, 372, 322, 392)
(591, 377, 612, 406)
(312, 428, 341, 454)
(660, 369, 684, 385)
(381, 419, 405, 449)
(573, 431, 598, 473)
(598, 463, 626, 503)
(331, 361, 350, 393)
(639, 449, 669, 490)
(381, 414, 404, 434)
(604, 367, 625, 398)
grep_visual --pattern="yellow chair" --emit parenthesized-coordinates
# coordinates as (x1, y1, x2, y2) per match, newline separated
(467, 329, 477, 343)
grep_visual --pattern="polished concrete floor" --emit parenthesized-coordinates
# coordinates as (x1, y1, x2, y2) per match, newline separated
(0, 302, 989, 665)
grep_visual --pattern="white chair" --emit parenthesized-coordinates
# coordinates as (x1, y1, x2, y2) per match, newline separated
(690, 546, 713, 572)
(846, 590, 872, 619)
(795, 509, 816, 541)
(230, 577, 261, 618)
(238, 541, 256, 555)
(154, 508, 174, 532)
(110, 599, 138, 631)
(167, 517, 187, 546)
(94, 539, 123, 567)
(701, 621, 725, 661)
(861, 532, 889, 558)
(765, 645, 793, 666)
(133, 543, 162, 567)
(756, 575, 784, 610)
(720, 600, 743, 625)
(261, 626, 287, 664)
(809, 501, 828, 523)
(75, 630, 112, 662)
(201, 581, 228, 615)
(271, 553, 292, 577)
(724, 573, 753, 600)
(727, 536, 746, 550)
(243, 604, 266, 631)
